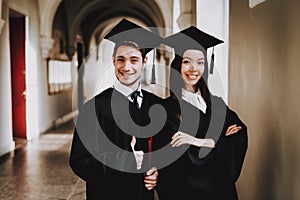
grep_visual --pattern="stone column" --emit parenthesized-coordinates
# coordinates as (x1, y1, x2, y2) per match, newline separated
(176, 0, 196, 30)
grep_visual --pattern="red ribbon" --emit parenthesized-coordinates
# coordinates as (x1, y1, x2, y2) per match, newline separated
(148, 137, 153, 168)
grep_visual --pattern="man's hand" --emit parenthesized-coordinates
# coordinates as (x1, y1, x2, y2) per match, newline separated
(131, 136, 144, 170)
(144, 167, 158, 190)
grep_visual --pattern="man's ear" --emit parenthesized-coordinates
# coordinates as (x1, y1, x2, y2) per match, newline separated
(112, 55, 115, 63)
(143, 56, 148, 65)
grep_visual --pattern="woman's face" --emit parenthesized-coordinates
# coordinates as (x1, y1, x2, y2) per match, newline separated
(181, 49, 205, 92)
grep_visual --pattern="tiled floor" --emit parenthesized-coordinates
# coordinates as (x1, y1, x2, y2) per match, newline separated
(0, 120, 161, 200)
(0, 120, 86, 200)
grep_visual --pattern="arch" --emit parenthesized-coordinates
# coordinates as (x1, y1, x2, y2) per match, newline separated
(66, 0, 165, 57)
(39, 0, 62, 37)
(39, 0, 62, 57)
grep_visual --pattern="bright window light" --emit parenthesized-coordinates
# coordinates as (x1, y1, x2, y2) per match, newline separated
(48, 60, 72, 94)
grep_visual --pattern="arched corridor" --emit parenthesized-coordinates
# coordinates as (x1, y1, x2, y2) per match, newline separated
(1, 0, 300, 199)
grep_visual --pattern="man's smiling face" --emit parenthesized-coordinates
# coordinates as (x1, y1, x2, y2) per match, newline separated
(113, 45, 146, 90)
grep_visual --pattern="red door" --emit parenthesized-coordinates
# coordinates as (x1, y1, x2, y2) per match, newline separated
(9, 15, 27, 138)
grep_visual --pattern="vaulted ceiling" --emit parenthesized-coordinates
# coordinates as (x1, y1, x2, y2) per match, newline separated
(52, 0, 166, 58)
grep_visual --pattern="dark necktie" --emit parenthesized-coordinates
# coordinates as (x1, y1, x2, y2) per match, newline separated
(131, 91, 140, 109)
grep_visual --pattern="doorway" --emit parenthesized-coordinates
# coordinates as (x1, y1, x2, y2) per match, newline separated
(9, 10, 27, 139)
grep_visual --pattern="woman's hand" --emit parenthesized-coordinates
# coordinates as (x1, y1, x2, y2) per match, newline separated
(171, 131, 215, 148)
(225, 124, 242, 136)
(171, 131, 195, 147)
(170, 125, 241, 149)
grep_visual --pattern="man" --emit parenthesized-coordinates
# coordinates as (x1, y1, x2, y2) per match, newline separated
(69, 19, 167, 200)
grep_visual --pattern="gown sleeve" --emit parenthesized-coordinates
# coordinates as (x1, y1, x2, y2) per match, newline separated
(186, 96, 248, 182)
(216, 107, 248, 182)
(208, 96, 248, 182)
(155, 96, 183, 199)
(69, 99, 104, 181)
(69, 98, 137, 182)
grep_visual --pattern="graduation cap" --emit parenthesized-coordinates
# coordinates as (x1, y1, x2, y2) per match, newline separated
(164, 26, 223, 74)
(104, 18, 162, 55)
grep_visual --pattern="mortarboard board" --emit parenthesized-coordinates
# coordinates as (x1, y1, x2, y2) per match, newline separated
(164, 26, 223, 56)
(164, 26, 224, 74)
(104, 18, 162, 55)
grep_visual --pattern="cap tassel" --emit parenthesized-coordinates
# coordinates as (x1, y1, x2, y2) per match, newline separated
(209, 47, 215, 75)
(151, 48, 156, 84)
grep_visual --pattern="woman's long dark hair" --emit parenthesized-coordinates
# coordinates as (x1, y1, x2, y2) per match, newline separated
(169, 50, 212, 107)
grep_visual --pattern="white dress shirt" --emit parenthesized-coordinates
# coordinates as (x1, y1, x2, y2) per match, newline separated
(113, 80, 144, 170)
(113, 80, 143, 109)
(182, 88, 207, 113)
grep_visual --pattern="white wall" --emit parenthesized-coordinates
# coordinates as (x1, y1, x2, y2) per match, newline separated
(0, 0, 14, 156)
(0, 0, 73, 156)
(197, 0, 229, 102)
(230, 0, 300, 199)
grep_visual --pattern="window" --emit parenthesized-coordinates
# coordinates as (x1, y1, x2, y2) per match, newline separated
(47, 59, 72, 95)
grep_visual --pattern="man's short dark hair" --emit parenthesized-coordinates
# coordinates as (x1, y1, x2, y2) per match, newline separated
(112, 41, 148, 61)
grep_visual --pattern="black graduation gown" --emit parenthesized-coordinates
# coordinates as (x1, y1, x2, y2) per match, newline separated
(158, 95, 248, 200)
(69, 88, 172, 200)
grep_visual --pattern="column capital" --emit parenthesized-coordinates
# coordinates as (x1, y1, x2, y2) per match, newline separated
(176, 13, 193, 30)
(40, 36, 54, 58)
(0, 19, 5, 34)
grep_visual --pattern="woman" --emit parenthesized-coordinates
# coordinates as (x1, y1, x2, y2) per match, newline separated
(158, 27, 248, 200)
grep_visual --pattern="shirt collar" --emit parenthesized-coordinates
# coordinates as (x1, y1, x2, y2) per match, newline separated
(182, 88, 201, 99)
(182, 88, 207, 113)
(113, 80, 143, 98)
